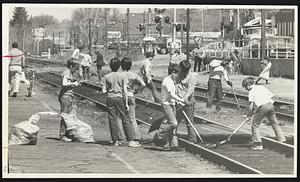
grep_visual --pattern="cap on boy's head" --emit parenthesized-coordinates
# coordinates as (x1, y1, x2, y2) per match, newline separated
(146, 52, 154, 58)
(209, 59, 222, 67)
(12, 42, 18, 48)
(109, 58, 121, 72)
(242, 77, 255, 88)
(172, 64, 182, 73)
(179, 60, 191, 73)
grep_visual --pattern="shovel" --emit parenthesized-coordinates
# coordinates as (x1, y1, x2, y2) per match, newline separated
(181, 110, 203, 143)
(211, 116, 251, 149)
(231, 86, 241, 110)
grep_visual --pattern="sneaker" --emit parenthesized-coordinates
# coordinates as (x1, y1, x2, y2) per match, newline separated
(250, 143, 263, 150)
(10, 92, 17, 97)
(128, 141, 141, 147)
(170, 146, 185, 152)
(61, 136, 72, 142)
(215, 106, 221, 112)
(113, 141, 122, 147)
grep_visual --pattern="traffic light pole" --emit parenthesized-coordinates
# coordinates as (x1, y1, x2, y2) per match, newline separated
(186, 8, 190, 62)
(88, 18, 92, 55)
(261, 9, 266, 60)
(127, 8, 130, 55)
(105, 9, 108, 57)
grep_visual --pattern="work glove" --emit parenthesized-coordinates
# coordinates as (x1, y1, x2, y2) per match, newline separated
(227, 81, 233, 87)
(73, 81, 80, 87)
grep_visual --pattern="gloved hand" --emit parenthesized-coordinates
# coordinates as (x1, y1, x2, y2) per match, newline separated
(73, 81, 79, 87)
(227, 81, 233, 87)
(184, 99, 193, 106)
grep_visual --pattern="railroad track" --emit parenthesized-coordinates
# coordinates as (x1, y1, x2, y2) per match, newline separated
(27, 57, 294, 122)
(151, 78, 294, 122)
(38, 71, 294, 174)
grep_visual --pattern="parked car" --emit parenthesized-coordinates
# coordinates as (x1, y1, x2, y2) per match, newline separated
(41, 52, 48, 58)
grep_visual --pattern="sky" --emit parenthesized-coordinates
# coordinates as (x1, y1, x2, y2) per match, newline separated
(8, 6, 148, 22)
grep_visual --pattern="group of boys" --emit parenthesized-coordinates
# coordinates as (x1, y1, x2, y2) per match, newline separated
(71, 45, 105, 81)
(58, 49, 286, 151)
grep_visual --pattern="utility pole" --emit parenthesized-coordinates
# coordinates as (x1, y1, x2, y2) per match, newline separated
(73, 32, 76, 49)
(148, 8, 151, 37)
(96, 25, 99, 45)
(105, 9, 108, 56)
(52, 32, 55, 55)
(261, 9, 266, 60)
(42, 31, 45, 53)
(23, 29, 26, 52)
(237, 9, 240, 30)
(127, 8, 130, 55)
(201, 9, 204, 33)
(143, 11, 146, 36)
(58, 32, 61, 58)
(186, 8, 190, 62)
(88, 18, 92, 55)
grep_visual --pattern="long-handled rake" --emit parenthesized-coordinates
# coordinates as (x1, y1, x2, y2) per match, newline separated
(181, 110, 204, 144)
(231, 86, 241, 110)
(211, 116, 251, 149)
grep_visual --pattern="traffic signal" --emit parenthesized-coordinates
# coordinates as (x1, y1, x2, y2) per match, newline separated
(138, 24, 145, 31)
(176, 24, 182, 31)
(154, 16, 161, 23)
(164, 16, 170, 24)
(182, 24, 188, 32)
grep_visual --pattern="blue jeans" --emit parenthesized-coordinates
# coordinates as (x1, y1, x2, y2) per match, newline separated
(252, 102, 286, 143)
(128, 96, 140, 140)
(176, 96, 197, 143)
(157, 104, 178, 147)
(206, 78, 223, 109)
(59, 94, 75, 138)
(107, 97, 134, 142)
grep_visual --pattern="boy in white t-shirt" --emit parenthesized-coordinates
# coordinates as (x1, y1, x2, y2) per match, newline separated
(242, 77, 286, 150)
(154, 65, 185, 151)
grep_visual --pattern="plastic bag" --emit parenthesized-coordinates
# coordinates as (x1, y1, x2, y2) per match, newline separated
(61, 113, 94, 143)
(9, 114, 40, 145)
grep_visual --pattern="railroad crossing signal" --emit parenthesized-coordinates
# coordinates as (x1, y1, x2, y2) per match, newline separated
(138, 24, 145, 31)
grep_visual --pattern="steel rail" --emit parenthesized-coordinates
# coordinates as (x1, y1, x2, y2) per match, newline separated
(151, 78, 294, 122)
(45, 71, 294, 146)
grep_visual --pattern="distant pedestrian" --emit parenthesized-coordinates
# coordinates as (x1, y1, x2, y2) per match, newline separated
(242, 77, 286, 150)
(256, 58, 271, 84)
(102, 58, 139, 147)
(153, 65, 184, 151)
(72, 45, 84, 79)
(94, 46, 105, 81)
(8, 42, 31, 97)
(58, 58, 81, 142)
(121, 57, 146, 146)
(176, 60, 198, 143)
(140, 52, 162, 104)
(79, 49, 93, 80)
(168, 49, 182, 75)
(192, 45, 206, 72)
(206, 59, 232, 111)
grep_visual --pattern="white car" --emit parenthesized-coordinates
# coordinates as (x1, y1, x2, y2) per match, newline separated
(41, 52, 48, 58)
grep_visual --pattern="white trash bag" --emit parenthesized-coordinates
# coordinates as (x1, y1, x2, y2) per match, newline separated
(9, 114, 40, 145)
(61, 113, 94, 143)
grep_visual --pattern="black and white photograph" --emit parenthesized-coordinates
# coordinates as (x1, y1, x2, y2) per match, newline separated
(2, 3, 297, 178)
